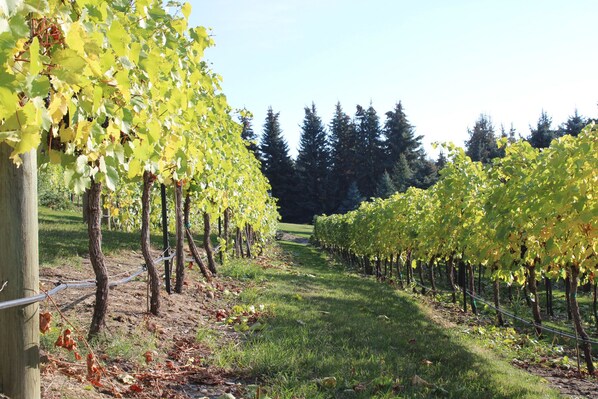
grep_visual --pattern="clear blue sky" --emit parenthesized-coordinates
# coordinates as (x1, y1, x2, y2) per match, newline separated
(189, 0, 598, 158)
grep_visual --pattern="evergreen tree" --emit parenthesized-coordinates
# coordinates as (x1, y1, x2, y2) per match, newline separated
(239, 112, 259, 158)
(436, 151, 448, 171)
(383, 102, 424, 168)
(465, 114, 500, 164)
(410, 156, 439, 189)
(329, 102, 358, 212)
(337, 181, 363, 214)
(527, 110, 555, 148)
(500, 123, 518, 143)
(295, 103, 330, 222)
(375, 170, 397, 199)
(391, 153, 412, 192)
(560, 109, 587, 137)
(259, 107, 298, 222)
(354, 104, 384, 199)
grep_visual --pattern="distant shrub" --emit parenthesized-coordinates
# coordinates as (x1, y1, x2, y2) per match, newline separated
(38, 164, 75, 210)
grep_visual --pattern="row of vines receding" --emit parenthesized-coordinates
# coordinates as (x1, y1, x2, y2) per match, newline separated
(0, 0, 279, 338)
(314, 129, 597, 373)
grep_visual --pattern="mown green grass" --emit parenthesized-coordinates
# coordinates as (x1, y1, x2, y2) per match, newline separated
(278, 222, 313, 239)
(214, 239, 562, 398)
(39, 207, 163, 268)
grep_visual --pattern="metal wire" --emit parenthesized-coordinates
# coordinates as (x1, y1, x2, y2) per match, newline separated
(0, 252, 167, 311)
(2, 244, 235, 311)
(464, 289, 598, 346)
(411, 279, 598, 346)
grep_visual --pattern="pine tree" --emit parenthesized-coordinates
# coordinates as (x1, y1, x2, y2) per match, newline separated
(391, 153, 412, 192)
(383, 102, 424, 169)
(259, 107, 298, 222)
(375, 170, 397, 199)
(295, 103, 330, 222)
(497, 124, 518, 158)
(410, 156, 439, 189)
(239, 112, 259, 158)
(499, 123, 518, 143)
(527, 110, 555, 149)
(465, 114, 500, 164)
(337, 181, 363, 213)
(436, 151, 448, 171)
(560, 109, 587, 137)
(329, 102, 358, 212)
(354, 104, 384, 199)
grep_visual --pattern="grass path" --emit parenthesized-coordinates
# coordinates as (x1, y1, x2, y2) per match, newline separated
(216, 234, 562, 398)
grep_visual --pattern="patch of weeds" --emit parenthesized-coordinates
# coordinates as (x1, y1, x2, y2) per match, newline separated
(239, 286, 262, 304)
(94, 326, 158, 363)
(40, 324, 64, 356)
(221, 259, 267, 282)
(39, 315, 87, 362)
(223, 304, 267, 333)
(196, 325, 218, 350)
(211, 340, 244, 369)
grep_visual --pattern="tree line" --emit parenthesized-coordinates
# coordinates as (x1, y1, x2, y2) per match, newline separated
(242, 101, 593, 223)
(242, 102, 440, 223)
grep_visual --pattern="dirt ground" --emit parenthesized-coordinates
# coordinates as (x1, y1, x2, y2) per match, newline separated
(39, 248, 251, 399)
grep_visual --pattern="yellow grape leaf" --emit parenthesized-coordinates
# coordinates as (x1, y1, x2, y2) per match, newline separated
(29, 37, 42, 75)
(181, 2, 192, 19)
(106, 122, 120, 142)
(86, 57, 103, 78)
(75, 120, 92, 145)
(129, 42, 141, 65)
(107, 20, 128, 57)
(0, 87, 17, 119)
(127, 157, 142, 179)
(171, 18, 187, 35)
(147, 118, 161, 143)
(65, 21, 86, 54)
(92, 85, 103, 113)
(48, 92, 68, 123)
(11, 124, 41, 162)
(116, 71, 130, 102)
(52, 49, 87, 85)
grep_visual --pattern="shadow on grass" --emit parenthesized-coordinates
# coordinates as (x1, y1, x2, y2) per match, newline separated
(224, 241, 560, 399)
(39, 207, 162, 266)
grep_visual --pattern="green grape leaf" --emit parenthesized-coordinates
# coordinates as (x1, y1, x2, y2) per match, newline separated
(105, 164, 118, 191)
(52, 49, 87, 85)
(25, 74, 50, 98)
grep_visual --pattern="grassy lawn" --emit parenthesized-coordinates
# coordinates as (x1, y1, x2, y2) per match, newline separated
(38, 206, 163, 268)
(278, 222, 313, 239)
(216, 238, 562, 398)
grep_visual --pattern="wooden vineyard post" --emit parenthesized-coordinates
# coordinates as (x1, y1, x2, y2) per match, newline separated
(0, 144, 40, 399)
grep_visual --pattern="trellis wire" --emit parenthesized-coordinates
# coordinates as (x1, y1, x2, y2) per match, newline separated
(0, 251, 174, 311)
(411, 279, 598, 346)
(0, 242, 222, 311)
